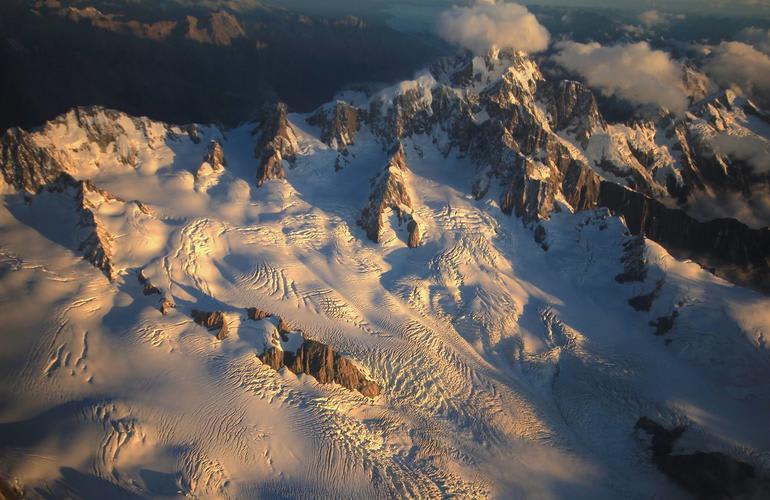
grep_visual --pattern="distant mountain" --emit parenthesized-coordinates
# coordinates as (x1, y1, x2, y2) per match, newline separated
(0, 0, 446, 132)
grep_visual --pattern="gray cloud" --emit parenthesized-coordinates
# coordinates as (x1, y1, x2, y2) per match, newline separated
(436, 1, 550, 55)
(639, 9, 665, 28)
(553, 41, 689, 113)
(736, 27, 770, 55)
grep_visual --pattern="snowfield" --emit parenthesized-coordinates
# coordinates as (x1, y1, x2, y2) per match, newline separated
(1, 58, 770, 499)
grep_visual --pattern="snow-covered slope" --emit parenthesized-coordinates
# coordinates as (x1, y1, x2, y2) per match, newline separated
(0, 52, 769, 499)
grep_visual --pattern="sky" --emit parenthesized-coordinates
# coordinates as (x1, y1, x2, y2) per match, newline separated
(264, 0, 770, 19)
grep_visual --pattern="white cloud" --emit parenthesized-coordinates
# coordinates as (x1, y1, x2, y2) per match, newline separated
(704, 41, 770, 105)
(436, 1, 550, 55)
(553, 41, 689, 113)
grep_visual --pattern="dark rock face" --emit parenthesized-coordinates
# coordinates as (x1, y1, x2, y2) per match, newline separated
(0, 128, 67, 193)
(258, 339, 381, 398)
(635, 417, 770, 499)
(615, 237, 648, 284)
(255, 103, 298, 187)
(650, 310, 679, 336)
(358, 144, 423, 247)
(138, 271, 162, 295)
(191, 310, 228, 340)
(307, 101, 360, 152)
(247, 307, 273, 321)
(185, 11, 246, 46)
(499, 159, 555, 223)
(541, 80, 605, 147)
(628, 280, 663, 312)
(561, 161, 602, 213)
(598, 182, 770, 293)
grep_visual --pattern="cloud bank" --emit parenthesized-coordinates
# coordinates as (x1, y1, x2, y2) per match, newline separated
(436, 1, 550, 55)
(553, 41, 689, 113)
(705, 41, 770, 106)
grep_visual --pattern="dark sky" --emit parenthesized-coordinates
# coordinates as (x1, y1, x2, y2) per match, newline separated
(263, 0, 770, 18)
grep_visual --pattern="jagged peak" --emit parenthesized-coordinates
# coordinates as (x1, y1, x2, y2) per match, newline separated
(358, 143, 423, 247)
(254, 102, 299, 187)
(201, 139, 226, 172)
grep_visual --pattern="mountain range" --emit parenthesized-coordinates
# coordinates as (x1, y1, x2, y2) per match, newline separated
(0, 46, 769, 498)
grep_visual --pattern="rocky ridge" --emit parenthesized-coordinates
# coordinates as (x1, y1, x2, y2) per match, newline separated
(281, 49, 770, 292)
(358, 144, 423, 248)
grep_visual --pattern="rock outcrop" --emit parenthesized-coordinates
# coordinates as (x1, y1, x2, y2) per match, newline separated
(254, 103, 299, 187)
(138, 270, 162, 296)
(247, 307, 273, 321)
(358, 144, 423, 247)
(192, 310, 229, 340)
(246, 308, 380, 398)
(138, 270, 177, 315)
(259, 339, 380, 398)
(307, 101, 360, 153)
(160, 298, 176, 316)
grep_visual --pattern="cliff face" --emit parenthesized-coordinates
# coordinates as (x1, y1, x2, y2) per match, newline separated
(259, 339, 380, 398)
(0, 128, 68, 193)
(598, 182, 770, 292)
(541, 80, 606, 148)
